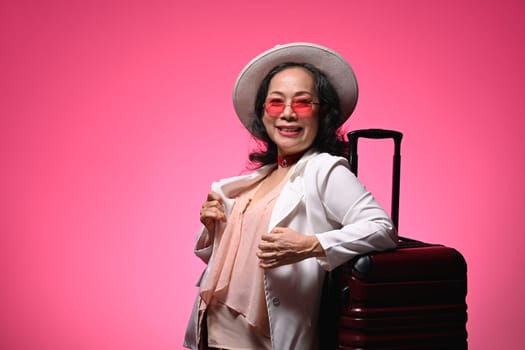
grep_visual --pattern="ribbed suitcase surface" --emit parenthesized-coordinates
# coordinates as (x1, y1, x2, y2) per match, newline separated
(337, 240, 468, 350)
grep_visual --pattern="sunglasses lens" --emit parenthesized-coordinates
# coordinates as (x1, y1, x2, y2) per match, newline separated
(292, 98, 313, 115)
(265, 99, 285, 117)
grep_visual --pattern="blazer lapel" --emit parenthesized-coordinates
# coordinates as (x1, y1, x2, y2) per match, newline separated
(269, 174, 304, 229)
(212, 165, 274, 215)
(211, 151, 318, 229)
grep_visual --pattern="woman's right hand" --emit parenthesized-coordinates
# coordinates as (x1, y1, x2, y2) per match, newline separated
(200, 191, 226, 233)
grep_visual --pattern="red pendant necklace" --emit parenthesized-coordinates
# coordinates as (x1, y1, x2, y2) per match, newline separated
(277, 150, 308, 168)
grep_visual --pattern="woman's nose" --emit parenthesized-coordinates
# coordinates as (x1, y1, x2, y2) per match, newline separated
(281, 104, 297, 119)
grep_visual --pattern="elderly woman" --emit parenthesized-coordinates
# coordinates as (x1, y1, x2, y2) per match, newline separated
(184, 42, 398, 350)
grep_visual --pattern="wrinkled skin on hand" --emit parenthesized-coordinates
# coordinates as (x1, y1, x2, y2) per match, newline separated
(199, 191, 226, 233)
(257, 227, 325, 268)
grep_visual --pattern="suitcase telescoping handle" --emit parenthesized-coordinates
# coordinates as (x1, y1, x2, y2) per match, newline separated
(347, 129, 403, 230)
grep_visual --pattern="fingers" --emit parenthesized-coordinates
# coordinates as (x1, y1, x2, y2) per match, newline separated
(259, 227, 286, 249)
(200, 201, 225, 220)
(257, 227, 318, 269)
(260, 227, 285, 242)
(258, 258, 279, 269)
(200, 191, 226, 230)
(258, 252, 294, 269)
(206, 191, 223, 202)
(258, 230, 280, 253)
(258, 229, 284, 268)
(203, 192, 224, 216)
(259, 233, 274, 245)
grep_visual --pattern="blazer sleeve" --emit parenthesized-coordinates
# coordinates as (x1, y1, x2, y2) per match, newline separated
(313, 157, 398, 270)
(194, 226, 214, 264)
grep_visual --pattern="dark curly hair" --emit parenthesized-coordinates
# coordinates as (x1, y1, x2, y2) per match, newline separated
(248, 62, 348, 167)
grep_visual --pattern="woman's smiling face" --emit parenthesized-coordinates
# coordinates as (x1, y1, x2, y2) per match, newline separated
(262, 67, 320, 156)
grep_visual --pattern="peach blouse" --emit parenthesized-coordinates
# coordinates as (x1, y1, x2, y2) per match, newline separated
(199, 171, 289, 349)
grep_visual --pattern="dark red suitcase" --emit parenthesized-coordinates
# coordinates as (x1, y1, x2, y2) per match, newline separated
(320, 129, 468, 350)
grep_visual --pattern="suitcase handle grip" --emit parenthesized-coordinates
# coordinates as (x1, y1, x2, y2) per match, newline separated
(347, 129, 403, 230)
(348, 128, 403, 142)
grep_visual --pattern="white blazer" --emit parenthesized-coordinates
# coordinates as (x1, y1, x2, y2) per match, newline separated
(184, 151, 398, 350)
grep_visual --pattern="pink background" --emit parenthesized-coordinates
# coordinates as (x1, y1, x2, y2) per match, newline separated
(1, 0, 524, 349)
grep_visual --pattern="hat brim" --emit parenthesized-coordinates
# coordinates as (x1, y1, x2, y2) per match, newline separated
(232, 42, 358, 134)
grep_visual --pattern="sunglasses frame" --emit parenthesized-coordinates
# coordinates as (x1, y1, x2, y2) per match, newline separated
(264, 97, 320, 118)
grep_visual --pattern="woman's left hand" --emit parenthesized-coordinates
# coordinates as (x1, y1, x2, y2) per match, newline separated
(257, 227, 326, 268)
